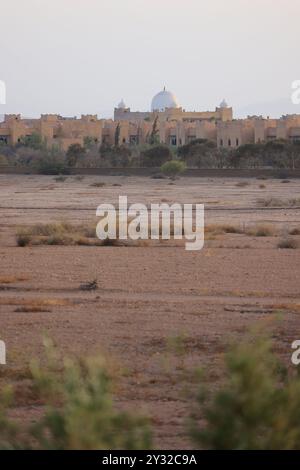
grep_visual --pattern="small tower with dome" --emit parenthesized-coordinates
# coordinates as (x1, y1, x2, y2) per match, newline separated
(118, 99, 126, 109)
(219, 99, 228, 109)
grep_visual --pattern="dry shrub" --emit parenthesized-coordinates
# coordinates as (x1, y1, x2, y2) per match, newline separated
(246, 224, 276, 237)
(277, 238, 299, 249)
(258, 198, 300, 208)
(16, 218, 196, 248)
(16, 223, 97, 247)
(54, 176, 67, 182)
(14, 306, 51, 313)
(0, 275, 28, 284)
(235, 181, 249, 187)
(257, 197, 286, 207)
(90, 182, 106, 187)
(289, 227, 300, 236)
(0, 298, 72, 307)
(205, 224, 243, 235)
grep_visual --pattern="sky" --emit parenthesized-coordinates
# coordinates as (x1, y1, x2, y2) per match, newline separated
(1, 0, 300, 118)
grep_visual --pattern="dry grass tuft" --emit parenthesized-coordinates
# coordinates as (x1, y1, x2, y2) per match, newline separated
(277, 238, 299, 249)
(0, 275, 28, 284)
(246, 224, 277, 237)
(90, 182, 106, 188)
(289, 227, 300, 236)
(205, 224, 243, 235)
(54, 176, 68, 182)
(235, 181, 249, 187)
(0, 298, 72, 307)
(14, 306, 51, 313)
(258, 197, 300, 208)
(16, 223, 97, 247)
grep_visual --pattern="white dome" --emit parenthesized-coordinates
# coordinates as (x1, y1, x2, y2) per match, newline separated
(151, 88, 179, 112)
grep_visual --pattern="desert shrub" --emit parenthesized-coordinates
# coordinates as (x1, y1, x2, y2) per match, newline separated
(235, 181, 249, 187)
(16, 231, 30, 247)
(277, 238, 299, 249)
(0, 154, 8, 166)
(140, 144, 172, 167)
(0, 340, 151, 449)
(257, 197, 286, 207)
(37, 157, 69, 175)
(204, 224, 243, 235)
(16, 223, 97, 247)
(246, 224, 276, 237)
(288, 198, 300, 207)
(54, 175, 68, 182)
(190, 336, 300, 449)
(161, 160, 186, 179)
(90, 182, 106, 187)
(289, 227, 300, 236)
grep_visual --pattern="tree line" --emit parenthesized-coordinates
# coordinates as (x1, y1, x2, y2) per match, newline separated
(1, 132, 300, 174)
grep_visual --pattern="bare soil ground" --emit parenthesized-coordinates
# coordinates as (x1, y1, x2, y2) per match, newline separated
(0, 174, 300, 449)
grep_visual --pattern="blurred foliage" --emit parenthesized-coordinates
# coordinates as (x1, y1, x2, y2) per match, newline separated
(161, 160, 186, 178)
(190, 335, 300, 449)
(0, 339, 151, 450)
(141, 144, 172, 167)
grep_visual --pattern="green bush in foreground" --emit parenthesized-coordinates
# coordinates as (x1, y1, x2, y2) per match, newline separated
(0, 340, 151, 450)
(190, 336, 300, 450)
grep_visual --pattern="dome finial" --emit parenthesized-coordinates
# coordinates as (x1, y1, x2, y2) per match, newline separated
(118, 99, 126, 109)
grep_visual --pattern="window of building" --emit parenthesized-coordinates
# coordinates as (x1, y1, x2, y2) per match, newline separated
(228, 139, 231, 147)
(170, 135, 177, 146)
(129, 135, 138, 145)
(220, 139, 223, 147)
(236, 138, 239, 146)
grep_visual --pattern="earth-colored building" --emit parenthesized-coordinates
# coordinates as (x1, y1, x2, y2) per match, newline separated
(1, 89, 300, 151)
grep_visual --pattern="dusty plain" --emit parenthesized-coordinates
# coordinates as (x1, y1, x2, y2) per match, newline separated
(0, 174, 300, 449)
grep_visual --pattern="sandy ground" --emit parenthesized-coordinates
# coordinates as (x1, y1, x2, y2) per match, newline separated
(0, 174, 300, 449)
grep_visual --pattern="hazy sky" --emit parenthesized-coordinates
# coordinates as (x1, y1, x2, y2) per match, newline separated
(1, 0, 300, 118)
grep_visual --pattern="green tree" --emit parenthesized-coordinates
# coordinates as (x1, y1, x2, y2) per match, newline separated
(177, 139, 217, 168)
(19, 132, 45, 150)
(114, 123, 121, 147)
(66, 143, 85, 167)
(149, 116, 159, 145)
(83, 136, 96, 149)
(141, 144, 172, 167)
